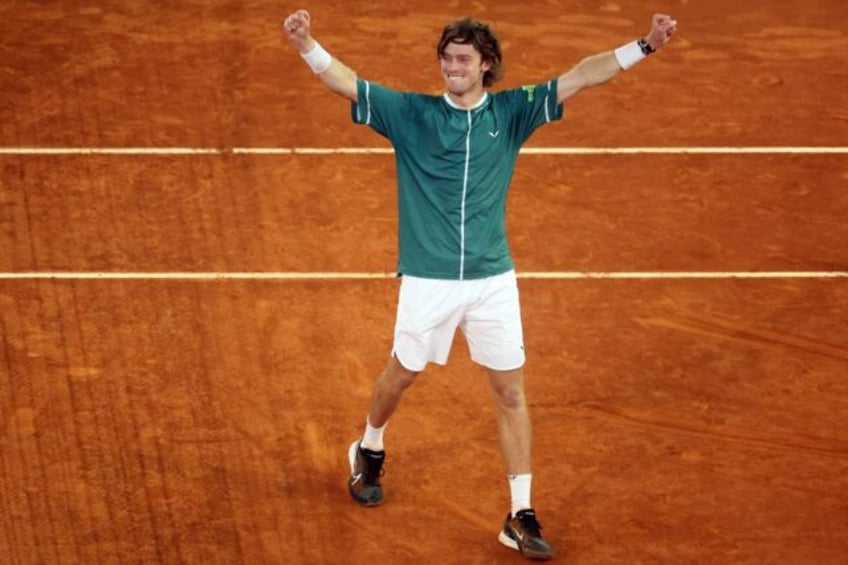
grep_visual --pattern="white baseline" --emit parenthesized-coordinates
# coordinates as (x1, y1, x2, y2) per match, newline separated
(0, 271, 845, 280)
(1, 146, 848, 155)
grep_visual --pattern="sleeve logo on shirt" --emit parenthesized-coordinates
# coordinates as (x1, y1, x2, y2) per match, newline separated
(521, 85, 537, 103)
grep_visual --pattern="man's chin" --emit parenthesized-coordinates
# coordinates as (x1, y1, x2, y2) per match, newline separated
(445, 78, 467, 90)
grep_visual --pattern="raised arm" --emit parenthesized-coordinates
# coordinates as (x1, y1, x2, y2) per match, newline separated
(557, 14, 677, 103)
(283, 9, 358, 101)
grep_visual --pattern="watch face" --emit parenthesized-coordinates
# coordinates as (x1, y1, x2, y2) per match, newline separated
(638, 38, 656, 54)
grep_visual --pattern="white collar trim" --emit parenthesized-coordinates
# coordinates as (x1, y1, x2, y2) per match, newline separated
(443, 91, 488, 110)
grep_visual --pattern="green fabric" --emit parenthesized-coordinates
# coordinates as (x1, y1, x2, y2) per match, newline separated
(351, 78, 563, 280)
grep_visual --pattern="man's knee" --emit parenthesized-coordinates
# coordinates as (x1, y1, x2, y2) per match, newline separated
(488, 368, 526, 409)
(382, 354, 421, 389)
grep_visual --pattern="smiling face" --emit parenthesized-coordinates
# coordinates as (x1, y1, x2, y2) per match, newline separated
(439, 41, 491, 98)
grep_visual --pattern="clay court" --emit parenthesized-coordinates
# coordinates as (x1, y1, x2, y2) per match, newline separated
(1, 1, 847, 563)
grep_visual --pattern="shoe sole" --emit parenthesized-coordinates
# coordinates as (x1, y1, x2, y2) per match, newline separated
(348, 440, 360, 475)
(498, 530, 520, 551)
(498, 530, 554, 560)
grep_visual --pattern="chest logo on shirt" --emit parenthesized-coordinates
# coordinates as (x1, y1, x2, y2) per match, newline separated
(521, 85, 537, 103)
(488, 130, 501, 138)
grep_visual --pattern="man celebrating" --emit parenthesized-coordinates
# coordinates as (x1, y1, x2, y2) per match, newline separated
(283, 8, 676, 560)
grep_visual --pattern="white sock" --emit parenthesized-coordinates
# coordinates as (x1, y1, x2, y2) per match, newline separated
(360, 416, 387, 451)
(509, 474, 532, 517)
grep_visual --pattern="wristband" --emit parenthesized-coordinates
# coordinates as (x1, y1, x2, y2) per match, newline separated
(614, 39, 652, 71)
(300, 41, 332, 74)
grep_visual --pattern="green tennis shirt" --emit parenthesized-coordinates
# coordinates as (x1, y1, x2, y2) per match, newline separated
(351, 78, 563, 280)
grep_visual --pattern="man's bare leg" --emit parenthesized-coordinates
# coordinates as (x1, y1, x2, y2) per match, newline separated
(367, 355, 420, 429)
(488, 366, 531, 476)
(348, 355, 419, 506)
(489, 366, 554, 559)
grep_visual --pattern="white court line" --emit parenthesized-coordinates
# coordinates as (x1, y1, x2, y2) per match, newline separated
(0, 271, 845, 280)
(0, 147, 224, 155)
(1, 147, 848, 155)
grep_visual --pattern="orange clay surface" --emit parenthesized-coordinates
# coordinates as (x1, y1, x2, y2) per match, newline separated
(1, 1, 847, 564)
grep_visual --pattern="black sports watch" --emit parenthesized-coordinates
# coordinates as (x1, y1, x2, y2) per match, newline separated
(637, 38, 656, 55)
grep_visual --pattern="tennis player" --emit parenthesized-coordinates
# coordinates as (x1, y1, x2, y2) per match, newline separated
(283, 9, 676, 560)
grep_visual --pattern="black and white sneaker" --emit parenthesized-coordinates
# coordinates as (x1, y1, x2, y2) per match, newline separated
(498, 508, 555, 560)
(347, 439, 385, 506)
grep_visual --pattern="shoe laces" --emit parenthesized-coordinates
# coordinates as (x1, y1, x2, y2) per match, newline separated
(515, 509, 543, 536)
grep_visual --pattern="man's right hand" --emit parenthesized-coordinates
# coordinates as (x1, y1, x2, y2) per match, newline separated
(283, 9, 314, 52)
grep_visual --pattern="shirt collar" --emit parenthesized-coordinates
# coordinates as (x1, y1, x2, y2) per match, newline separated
(442, 91, 489, 111)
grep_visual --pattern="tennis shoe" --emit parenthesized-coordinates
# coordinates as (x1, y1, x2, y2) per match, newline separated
(498, 508, 554, 560)
(347, 439, 385, 506)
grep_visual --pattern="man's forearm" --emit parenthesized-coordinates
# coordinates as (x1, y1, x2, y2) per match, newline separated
(557, 51, 621, 102)
(296, 39, 358, 101)
(575, 51, 622, 88)
(318, 57, 358, 101)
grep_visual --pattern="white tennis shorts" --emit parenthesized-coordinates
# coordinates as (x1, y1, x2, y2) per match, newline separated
(392, 270, 525, 372)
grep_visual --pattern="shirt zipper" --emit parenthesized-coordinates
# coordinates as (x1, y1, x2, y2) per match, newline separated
(459, 108, 472, 280)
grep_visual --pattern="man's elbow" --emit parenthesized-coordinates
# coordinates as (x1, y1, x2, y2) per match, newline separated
(340, 73, 358, 102)
(319, 66, 358, 101)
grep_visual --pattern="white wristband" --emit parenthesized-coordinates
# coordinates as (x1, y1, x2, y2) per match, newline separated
(614, 40, 646, 71)
(300, 41, 332, 74)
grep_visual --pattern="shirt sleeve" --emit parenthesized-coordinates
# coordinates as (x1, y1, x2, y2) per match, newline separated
(350, 78, 410, 141)
(501, 78, 564, 144)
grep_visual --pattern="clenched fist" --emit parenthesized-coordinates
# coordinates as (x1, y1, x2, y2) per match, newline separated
(645, 14, 678, 50)
(283, 9, 313, 50)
